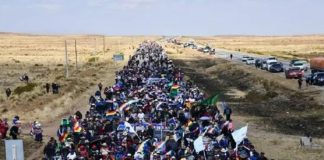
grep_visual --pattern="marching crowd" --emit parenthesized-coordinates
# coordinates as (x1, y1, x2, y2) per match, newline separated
(40, 41, 267, 160)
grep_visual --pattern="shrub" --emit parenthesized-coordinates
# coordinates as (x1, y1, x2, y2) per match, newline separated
(88, 57, 99, 63)
(14, 83, 37, 95)
(266, 91, 278, 98)
(2, 108, 7, 113)
(55, 75, 64, 80)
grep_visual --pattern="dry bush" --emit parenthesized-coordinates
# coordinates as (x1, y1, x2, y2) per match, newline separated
(13, 83, 37, 95)
(88, 57, 99, 63)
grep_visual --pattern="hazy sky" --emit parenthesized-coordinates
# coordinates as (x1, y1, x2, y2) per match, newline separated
(0, 0, 323, 35)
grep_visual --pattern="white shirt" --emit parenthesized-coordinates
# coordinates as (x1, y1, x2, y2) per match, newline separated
(67, 152, 77, 160)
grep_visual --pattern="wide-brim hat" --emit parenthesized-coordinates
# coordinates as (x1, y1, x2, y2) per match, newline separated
(221, 148, 227, 152)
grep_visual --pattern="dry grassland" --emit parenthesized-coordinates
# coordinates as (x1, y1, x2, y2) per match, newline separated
(0, 33, 159, 122)
(183, 35, 324, 59)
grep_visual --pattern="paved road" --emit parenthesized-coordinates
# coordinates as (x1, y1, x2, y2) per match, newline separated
(208, 47, 311, 77)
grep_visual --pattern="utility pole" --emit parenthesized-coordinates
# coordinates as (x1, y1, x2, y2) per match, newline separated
(103, 35, 105, 53)
(65, 40, 69, 78)
(75, 40, 78, 70)
(95, 38, 97, 54)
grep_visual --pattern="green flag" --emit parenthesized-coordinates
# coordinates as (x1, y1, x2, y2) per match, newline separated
(200, 94, 219, 106)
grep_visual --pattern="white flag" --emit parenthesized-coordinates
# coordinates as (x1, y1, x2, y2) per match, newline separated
(124, 121, 136, 134)
(194, 136, 204, 153)
(231, 125, 248, 146)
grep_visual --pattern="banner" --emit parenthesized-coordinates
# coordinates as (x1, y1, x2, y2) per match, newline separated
(231, 125, 248, 147)
(194, 136, 205, 153)
(5, 140, 24, 160)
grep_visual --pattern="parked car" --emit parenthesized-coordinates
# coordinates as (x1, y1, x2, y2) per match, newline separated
(269, 63, 284, 72)
(290, 60, 308, 71)
(266, 61, 278, 71)
(285, 67, 304, 79)
(266, 57, 277, 61)
(289, 59, 300, 65)
(203, 46, 211, 53)
(246, 57, 255, 65)
(306, 72, 324, 85)
(241, 56, 250, 62)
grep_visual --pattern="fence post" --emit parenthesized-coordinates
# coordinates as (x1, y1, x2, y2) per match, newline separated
(65, 40, 69, 78)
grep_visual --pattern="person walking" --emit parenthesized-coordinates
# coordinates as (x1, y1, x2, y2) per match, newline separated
(0, 118, 9, 139)
(98, 83, 103, 91)
(9, 121, 21, 139)
(230, 54, 233, 60)
(5, 88, 11, 98)
(43, 137, 57, 159)
(224, 106, 232, 121)
(298, 78, 303, 89)
(46, 83, 50, 93)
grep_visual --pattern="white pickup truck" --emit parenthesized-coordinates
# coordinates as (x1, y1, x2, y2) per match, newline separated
(290, 60, 308, 71)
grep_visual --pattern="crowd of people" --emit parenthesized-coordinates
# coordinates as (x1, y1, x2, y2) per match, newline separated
(42, 41, 267, 160)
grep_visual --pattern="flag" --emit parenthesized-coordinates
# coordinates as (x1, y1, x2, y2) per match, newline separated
(106, 110, 117, 116)
(170, 85, 180, 97)
(173, 133, 181, 141)
(118, 99, 140, 112)
(194, 136, 205, 153)
(200, 94, 219, 106)
(135, 139, 150, 158)
(216, 134, 224, 142)
(124, 121, 137, 134)
(59, 132, 68, 142)
(154, 141, 166, 153)
(231, 125, 248, 147)
(168, 117, 177, 125)
(73, 121, 82, 133)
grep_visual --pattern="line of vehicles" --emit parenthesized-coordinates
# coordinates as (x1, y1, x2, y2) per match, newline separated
(244, 56, 297, 76)
(169, 39, 324, 86)
(241, 56, 324, 86)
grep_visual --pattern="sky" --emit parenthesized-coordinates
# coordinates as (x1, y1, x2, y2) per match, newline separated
(0, 0, 324, 36)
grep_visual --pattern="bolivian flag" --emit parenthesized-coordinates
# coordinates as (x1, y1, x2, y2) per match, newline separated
(106, 110, 117, 116)
(59, 132, 68, 142)
(118, 99, 140, 112)
(73, 121, 82, 133)
(170, 85, 180, 97)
